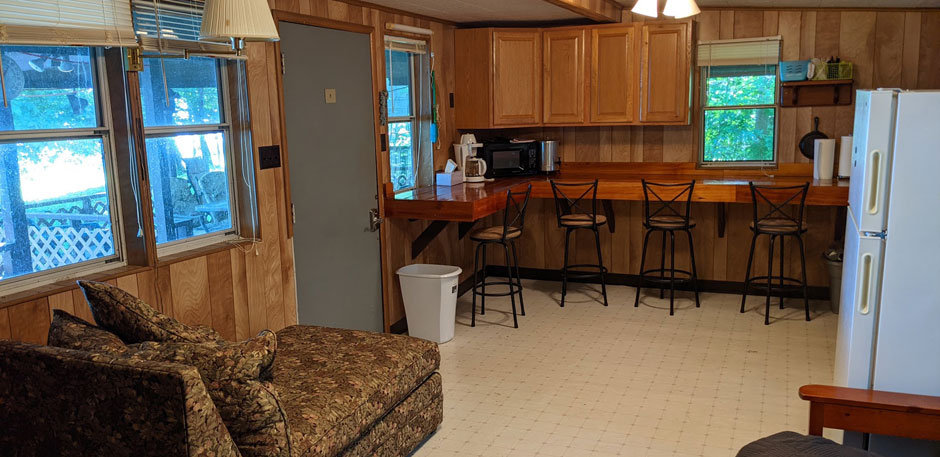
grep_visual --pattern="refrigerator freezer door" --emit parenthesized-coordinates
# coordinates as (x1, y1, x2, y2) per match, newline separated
(848, 90, 897, 234)
(833, 210, 884, 390)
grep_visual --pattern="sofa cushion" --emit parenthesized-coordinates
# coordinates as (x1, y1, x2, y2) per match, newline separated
(78, 280, 222, 344)
(47, 309, 128, 354)
(272, 325, 440, 457)
(737, 432, 882, 457)
(126, 330, 289, 457)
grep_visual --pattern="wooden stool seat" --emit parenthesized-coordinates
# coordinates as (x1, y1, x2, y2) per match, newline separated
(648, 215, 696, 229)
(751, 218, 808, 234)
(469, 226, 522, 242)
(560, 213, 607, 227)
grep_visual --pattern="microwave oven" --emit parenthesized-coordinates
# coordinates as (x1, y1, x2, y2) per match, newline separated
(480, 142, 540, 179)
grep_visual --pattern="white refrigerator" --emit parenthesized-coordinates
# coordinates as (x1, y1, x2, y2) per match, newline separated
(834, 89, 940, 456)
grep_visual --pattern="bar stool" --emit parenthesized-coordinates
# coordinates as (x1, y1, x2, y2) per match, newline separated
(634, 180, 700, 315)
(550, 180, 608, 308)
(740, 182, 811, 325)
(470, 185, 532, 328)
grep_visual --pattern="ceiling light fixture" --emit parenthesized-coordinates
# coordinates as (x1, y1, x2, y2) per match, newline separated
(631, 0, 659, 18)
(200, 0, 280, 55)
(663, 0, 701, 18)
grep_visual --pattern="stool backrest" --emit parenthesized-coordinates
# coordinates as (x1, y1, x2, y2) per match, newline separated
(641, 180, 695, 226)
(500, 184, 532, 240)
(550, 180, 599, 227)
(749, 182, 810, 229)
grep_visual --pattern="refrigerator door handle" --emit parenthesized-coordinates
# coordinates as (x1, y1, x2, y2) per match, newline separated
(867, 149, 883, 215)
(858, 253, 874, 315)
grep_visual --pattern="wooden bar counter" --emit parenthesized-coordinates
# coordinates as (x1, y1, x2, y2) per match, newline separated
(385, 163, 849, 222)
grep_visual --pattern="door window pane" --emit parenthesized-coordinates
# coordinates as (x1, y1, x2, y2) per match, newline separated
(704, 108, 776, 162)
(0, 46, 98, 131)
(0, 139, 115, 280)
(389, 122, 415, 191)
(146, 132, 233, 244)
(140, 57, 222, 127)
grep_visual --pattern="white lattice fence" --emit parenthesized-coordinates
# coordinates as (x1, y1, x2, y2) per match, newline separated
(28, 226, 114, 271)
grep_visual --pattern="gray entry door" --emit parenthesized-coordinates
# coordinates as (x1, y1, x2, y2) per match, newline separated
(279, 22, 383, 332)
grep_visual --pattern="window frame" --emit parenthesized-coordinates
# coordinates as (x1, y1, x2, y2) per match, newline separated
(385, 47, 419, 193)
(0, 47, 127, 294)
(698, 65, 780, 168)
(139, 57, 242, 257)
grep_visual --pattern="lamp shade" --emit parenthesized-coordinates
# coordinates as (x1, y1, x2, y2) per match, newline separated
(663, 0, 701, 18)
(631, 0, 658, 18)
(200, 0, 279, 42)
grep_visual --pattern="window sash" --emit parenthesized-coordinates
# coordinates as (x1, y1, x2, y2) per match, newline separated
(0, 50, 126, 291)
(140, 58, 240, 254)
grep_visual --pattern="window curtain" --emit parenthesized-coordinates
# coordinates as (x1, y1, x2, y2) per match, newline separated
(411, 51, 432, 188)
(697, 36, 781, 68)
(0, 0, 137, 47)
(132, 0, 231, 55)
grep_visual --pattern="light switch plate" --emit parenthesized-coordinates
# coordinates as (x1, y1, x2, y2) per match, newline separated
(325, 89, 337, 104)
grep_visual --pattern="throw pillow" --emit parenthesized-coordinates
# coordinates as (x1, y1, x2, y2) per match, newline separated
(77, 280, 223, 344)
(47, 309, 128, 354)
(126, 330, 290, 457)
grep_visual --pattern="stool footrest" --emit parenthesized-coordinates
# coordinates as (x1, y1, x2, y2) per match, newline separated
(639, 268, 695, 284)
(472, 279, 523, 298)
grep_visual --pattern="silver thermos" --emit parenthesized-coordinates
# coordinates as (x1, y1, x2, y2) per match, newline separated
(540, 140, 559, 173)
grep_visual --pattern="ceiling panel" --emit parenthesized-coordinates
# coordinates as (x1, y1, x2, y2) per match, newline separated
(616, 0, 940, 8)
(362, 0, 581, 23)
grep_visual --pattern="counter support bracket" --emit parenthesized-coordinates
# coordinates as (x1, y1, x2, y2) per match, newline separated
(411, 220, 450, 259)
(458, 221, 477, 240)
(717, 203, 726, 238)
(602, 200, 615, 233)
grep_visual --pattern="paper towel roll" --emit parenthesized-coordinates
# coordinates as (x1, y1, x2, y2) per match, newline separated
(838, 135, 853, 178)
(814, 138, 836, 181)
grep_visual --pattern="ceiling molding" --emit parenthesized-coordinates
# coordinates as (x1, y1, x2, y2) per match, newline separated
(540, 0, 624, 22)
(340, 0, 457, 26)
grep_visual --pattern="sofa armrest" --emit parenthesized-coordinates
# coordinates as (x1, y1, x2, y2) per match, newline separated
(0, 340, 241, 457)
(799, 384, 940, 441)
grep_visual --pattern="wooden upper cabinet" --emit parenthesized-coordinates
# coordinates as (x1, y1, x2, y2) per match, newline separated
(543, 29, 586, 125)
(640, 22, 691, 123)
(591, 26, 638, 124)
(493, 30, 542, 126)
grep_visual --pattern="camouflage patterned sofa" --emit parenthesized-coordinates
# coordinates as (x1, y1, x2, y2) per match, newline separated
(0, 324, 443, 457)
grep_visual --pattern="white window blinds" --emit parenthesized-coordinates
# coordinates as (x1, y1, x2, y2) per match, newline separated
(697, 36, 781, 67)
(132, 0, 230, 54)
(0, 0, 137, 47)
(385, 36, 427, 55)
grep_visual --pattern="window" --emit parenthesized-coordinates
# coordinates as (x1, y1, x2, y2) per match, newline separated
(699, 38, 780, 165)
(0, 45, 121, 283)
(140, 57, 237, 250)
(385, 37, 431, 192)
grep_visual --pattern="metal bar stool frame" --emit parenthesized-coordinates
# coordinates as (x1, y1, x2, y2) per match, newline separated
(634, 180, 700, 315)
(471, 185, 532, 328)
(740, 182, 811, 325)
(550, 179, 609, 308)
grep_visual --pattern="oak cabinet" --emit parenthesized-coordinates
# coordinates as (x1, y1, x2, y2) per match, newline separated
(543, 28, 586, 125)
(455, 21, 691, 128)
(590, 26, 638, 124)
(455, 28, 541, 129)
(639, 22, 691, 123)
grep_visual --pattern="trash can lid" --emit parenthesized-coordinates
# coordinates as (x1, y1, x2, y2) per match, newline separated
(396, 264, 463, 279)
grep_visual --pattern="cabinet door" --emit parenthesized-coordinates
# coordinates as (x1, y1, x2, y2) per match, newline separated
(640, 22, 691, 123)
(543, 29, 586, 125)
(590, 26, 638, 123)
(493, 31, 542, 126)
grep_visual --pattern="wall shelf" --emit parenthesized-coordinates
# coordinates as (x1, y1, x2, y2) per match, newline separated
(780, 79, 854, 107)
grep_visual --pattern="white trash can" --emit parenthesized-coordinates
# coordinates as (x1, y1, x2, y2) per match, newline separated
(397, 264, 462, 344)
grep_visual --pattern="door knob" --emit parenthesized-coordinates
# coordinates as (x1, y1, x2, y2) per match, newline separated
(369, 208, 383, 232)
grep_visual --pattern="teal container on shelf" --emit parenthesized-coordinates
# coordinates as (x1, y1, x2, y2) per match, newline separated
(780, 60, 810, 82)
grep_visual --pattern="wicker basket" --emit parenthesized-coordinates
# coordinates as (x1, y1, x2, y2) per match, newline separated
(825, 62, 853, 80)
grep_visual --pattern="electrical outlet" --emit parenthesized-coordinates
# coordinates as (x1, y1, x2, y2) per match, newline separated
(258, 145, 281, 169)
(325, 89, 337, 104)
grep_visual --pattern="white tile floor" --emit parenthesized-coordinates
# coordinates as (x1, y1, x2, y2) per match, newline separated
(412, 280, 838, 457)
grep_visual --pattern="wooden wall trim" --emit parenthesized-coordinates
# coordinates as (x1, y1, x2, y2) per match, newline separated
(541, 0, 623, 23)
